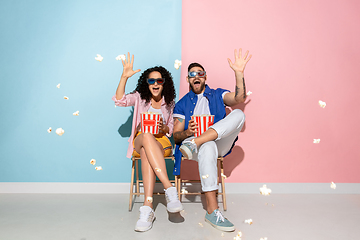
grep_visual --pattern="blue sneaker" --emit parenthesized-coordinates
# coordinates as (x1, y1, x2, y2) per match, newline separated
(205, 209, 235, 232)
(179, 139, 197, 159)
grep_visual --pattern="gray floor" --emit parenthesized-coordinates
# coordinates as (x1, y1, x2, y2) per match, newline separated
(0, 194, 359, 240)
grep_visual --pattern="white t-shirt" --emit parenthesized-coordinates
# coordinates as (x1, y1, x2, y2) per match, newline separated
(173, 91, 229, 119)
(193, 92, 211, 115)
(148, 105, 165, 124)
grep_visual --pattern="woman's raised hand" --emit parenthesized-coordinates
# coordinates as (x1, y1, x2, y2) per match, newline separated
(121, 52, 141, 78)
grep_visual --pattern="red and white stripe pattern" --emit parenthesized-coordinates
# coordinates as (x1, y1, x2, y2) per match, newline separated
(191, 115, 214, 137)
(141, 112, 161, 134)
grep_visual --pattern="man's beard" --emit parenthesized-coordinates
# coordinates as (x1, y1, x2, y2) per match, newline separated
(190, 81, 205, 94)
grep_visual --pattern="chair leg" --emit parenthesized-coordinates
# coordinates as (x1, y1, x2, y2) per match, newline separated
(135, 159, 140, 196)
(177, 175, 182, 201)
(129, 159, 135, 211)
(174, 175, 178, 192)
(220, 159, 227, 211)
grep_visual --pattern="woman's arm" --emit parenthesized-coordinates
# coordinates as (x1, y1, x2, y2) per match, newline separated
(115, 52, 141, 100)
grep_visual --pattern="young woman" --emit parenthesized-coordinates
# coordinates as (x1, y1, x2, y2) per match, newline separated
(112, 53, 182, 232)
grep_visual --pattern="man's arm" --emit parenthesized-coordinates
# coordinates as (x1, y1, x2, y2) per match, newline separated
(223, 48, 252, 107)
(173, 117, 198, 144)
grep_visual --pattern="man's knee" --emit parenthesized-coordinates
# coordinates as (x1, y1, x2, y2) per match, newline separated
(198, 141, 217, 156)
(231, 109, 245, 125)
(232, 108, 245, 118)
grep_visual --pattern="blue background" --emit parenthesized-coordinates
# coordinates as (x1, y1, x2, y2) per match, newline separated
(0, 0, 182, 182)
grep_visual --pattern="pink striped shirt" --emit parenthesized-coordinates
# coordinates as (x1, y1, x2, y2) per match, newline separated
(112, 91, 174, 158)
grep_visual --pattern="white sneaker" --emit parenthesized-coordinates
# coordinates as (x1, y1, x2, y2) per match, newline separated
(165, 186, 183, 213)
(179, 139, 197, 159)
(134, 206, 155, 232)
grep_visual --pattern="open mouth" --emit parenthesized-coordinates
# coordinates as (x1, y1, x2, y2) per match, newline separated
(193, 80, 201, 87)
(152, 87, 160, 91)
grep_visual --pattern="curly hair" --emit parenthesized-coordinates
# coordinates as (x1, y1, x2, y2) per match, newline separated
(135, 66, 176, 107)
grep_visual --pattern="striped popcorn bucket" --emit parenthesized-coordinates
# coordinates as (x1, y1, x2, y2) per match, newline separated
(141, 112, 161, 134)
(191, 115, 214, 137)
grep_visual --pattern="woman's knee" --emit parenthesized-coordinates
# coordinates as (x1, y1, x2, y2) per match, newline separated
(135, 132, 154, 145)
(141, 132, 155, 141)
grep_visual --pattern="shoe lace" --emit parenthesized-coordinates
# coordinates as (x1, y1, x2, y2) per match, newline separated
(165, 188, 178, 203)
(214, 210, 225, 223)
(187, 139, 198, 153)
(139, 208, 153, 222)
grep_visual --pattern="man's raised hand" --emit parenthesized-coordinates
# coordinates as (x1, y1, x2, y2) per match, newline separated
(227, 48, 252, 73)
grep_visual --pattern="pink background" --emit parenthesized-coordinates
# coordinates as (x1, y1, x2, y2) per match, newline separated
(180, 0, 360, 183)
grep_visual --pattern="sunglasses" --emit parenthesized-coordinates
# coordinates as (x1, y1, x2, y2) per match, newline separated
(147, 78, 165, 85)
(188, 71, 206, 78)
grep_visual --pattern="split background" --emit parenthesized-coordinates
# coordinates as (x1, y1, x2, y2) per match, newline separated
(1, 0, 360, 191)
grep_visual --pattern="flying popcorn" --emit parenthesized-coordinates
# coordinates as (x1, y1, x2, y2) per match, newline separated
(47, 127, 52, 133)
(318, 100, 326, 108)
(202, 174, 209, 179)
(234, 231, 242, 240)
(64, 96, 69, 100)
(313, 139, 321, 144)
(221, 173, 227, 179)
(246, 91, 252, 96)
(260, 238, 268, 240)
(244, 219, 253, 225)
(260, 184, 272, 195)
(198, 222, 203, 227)
(155, 168, 161, 172)
(95, 166, 102, 170)
(116, 54, 126, 61)
(331, 182, 336, 189)
(146, 197, 153, 203)
(56, 83, 60, 89)
(174, 59, 182, 70)
(181, 188, 188, 194)
(221, 233, 224, 237)
(90, 159, 96, 165)
(95, 54, 103, 62)
(55, 128, 65, 136)
(73, 111, 79, 116)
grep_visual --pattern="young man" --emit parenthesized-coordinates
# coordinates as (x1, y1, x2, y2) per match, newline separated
(173, 49, 252, 232)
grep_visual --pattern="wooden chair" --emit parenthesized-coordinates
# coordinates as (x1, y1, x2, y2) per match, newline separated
(175, 156, 227, 211)
(129, 155, 176, 211)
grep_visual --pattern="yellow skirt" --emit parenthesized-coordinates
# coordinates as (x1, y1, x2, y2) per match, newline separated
(132, 132, 172, 157)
